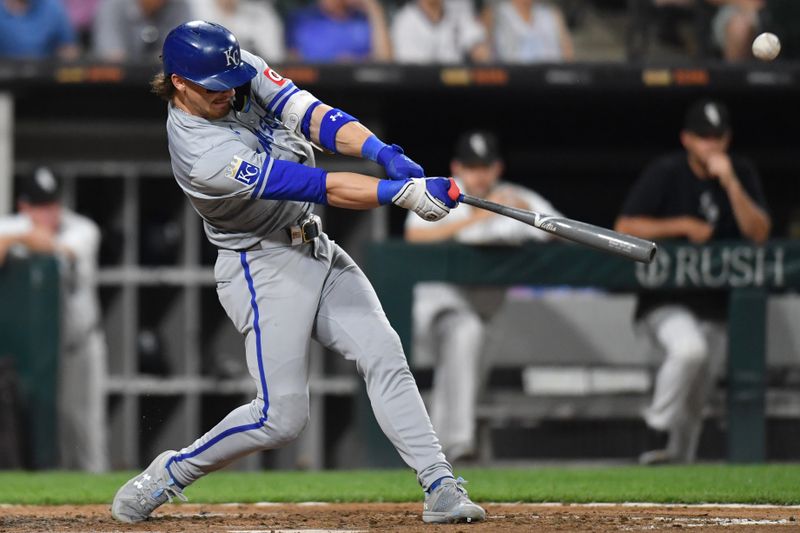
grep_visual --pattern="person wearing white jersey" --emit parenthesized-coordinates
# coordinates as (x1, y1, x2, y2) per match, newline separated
(0, 168, 108, 473)
(391, 0, 491, 63)
(188, 0, 286, 61)
(405, 131, 561, 461)
(493, 0, 574, 63)
(110, 21, 485, 525)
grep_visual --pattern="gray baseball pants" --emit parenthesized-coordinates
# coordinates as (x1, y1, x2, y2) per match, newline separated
(413, 284, 484, 459)
(166, 233, 452, 490)
(59, 329, 109, 472)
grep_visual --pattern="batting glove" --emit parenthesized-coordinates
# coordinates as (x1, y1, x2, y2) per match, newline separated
(378, 177, 460, 222)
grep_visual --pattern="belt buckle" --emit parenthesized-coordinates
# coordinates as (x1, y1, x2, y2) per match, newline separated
(288, 226, 304, 245)
(300, 215, 320, 243)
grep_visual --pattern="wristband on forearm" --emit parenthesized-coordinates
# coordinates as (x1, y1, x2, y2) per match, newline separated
(361, 134, 388, 162)
(319, 108, 357, 153)
(376, 178, 407, 205)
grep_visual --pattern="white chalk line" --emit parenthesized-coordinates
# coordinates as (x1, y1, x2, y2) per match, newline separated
(490, 502, 800, 509)
(2, 501, 800, 509)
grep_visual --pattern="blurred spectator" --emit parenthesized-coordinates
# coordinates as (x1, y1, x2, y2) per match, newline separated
(708, 0, 764, 61)
(0, 168, 109, 472)
(629, 1, 722, 60)
(392, 0, 490, 63)
(493, 0, 574, 62)
(189, 0, 285, 62)
(286, 0, 391, 62)
(615, 100, 770, 464)
(650, 0, 697, 50)
(92, 0, 192, 62)
(0, 0, 79, 60)
(405, 131, 561, 461)
(63, 0, 102, 49)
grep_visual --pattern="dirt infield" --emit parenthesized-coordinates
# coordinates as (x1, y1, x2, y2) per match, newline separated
(0, 503, 798, 532)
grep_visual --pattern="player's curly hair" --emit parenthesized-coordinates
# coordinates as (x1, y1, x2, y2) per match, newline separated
(151, 71, 176, 101)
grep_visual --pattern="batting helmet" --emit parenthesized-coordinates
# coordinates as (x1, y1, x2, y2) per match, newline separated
(162, 21, 257, 91)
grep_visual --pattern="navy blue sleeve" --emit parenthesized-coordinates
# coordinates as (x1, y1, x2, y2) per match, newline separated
(619, 160, 669, 217)
(254, 159, 328, 204)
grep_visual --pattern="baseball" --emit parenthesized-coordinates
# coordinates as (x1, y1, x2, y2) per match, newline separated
(752, 32, 781, 61)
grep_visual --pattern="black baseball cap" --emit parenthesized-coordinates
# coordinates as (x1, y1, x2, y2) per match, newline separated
(684, 99, 732, 137)
(454, 130, 501, 166)
(17, 167, 61, 205)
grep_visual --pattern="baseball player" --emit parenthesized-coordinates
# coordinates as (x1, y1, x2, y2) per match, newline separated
(0, 168, 109, 473)
(111, 21, 485, 524)
(406, 131, 561, 461)
(615, 99, 770, 464)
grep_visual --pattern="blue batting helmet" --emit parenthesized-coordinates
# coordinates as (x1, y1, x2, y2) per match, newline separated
(162, 21, 257, 91)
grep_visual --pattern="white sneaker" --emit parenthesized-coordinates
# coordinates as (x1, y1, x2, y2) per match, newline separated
(422, 477, 486, 524)
(111, 450, 187, 523)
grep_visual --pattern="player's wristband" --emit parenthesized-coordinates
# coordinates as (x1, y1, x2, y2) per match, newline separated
(319, 108, 357, 153)
(361, 134, 388, 162)
(377, 178, 407, 205)
(300, 100, 322, 140)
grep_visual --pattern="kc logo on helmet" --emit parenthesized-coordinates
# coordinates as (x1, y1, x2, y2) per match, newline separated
(224, 48, 240, 66)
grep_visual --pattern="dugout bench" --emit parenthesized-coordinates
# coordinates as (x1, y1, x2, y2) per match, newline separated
(364, 240, 800, 465)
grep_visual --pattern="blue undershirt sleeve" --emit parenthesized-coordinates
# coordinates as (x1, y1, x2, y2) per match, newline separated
(255, 159, 328, 204)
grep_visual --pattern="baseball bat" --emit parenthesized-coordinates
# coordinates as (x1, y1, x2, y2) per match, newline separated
(458, 193, 657, 263)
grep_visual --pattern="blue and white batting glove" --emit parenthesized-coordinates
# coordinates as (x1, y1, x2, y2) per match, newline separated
(362, 135, 425, 181)
(378, 177, 460, 222)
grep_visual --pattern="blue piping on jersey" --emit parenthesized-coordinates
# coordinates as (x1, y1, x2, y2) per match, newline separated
(249, 161, 267, 200)
(165, 252, 269, 487)
(250, 158, 275, 200)
(267, 83, 295, 112)
(273, 87, 300, 117)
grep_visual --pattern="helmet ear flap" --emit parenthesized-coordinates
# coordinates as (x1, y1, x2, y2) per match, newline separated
(232, 80, 252, 112)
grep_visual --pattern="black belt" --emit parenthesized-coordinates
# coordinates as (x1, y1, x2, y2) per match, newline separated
(239, 214, 322, 251)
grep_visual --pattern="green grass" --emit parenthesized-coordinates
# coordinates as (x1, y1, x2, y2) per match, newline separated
(0, 465, 798, 506)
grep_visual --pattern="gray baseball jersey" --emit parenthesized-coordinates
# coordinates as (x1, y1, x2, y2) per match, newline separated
(167, 49, 319, 250)
(159, 49, 453, 494)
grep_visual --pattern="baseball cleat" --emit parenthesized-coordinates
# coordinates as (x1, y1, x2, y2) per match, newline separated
(111, 450, 187, 523)
(639, 448, 679, 465)
(422, 477, 486, 524)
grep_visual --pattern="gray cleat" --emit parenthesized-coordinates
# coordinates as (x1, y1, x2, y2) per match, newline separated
(111, 450, 187, 523)
(422, 477, 486, 524)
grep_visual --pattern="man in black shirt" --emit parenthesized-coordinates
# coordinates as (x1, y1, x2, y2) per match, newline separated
(615, 99, 771, 464)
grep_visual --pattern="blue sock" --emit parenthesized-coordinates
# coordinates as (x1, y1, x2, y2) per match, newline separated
(427, 475, 454, 494)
